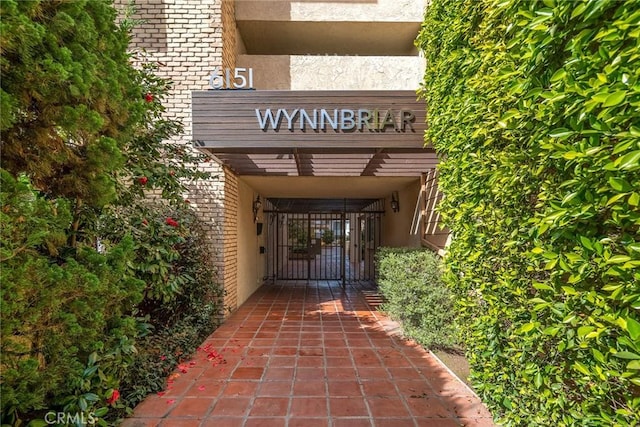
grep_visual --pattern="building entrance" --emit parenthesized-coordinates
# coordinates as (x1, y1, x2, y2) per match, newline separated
(265, 199, 383, 284)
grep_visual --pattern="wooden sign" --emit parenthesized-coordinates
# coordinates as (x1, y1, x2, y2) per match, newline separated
(192, 90, 427, 151)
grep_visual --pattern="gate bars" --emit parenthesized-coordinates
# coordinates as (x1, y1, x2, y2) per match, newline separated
(265, 199, 383, 285)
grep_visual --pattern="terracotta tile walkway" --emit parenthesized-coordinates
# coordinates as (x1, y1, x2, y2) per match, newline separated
(123, 281, 494, 427)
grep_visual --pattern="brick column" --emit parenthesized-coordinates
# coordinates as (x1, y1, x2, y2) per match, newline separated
(116, 0, 239, 316)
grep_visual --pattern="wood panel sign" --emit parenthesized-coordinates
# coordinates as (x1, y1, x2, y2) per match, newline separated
(192, 90, 427, 151)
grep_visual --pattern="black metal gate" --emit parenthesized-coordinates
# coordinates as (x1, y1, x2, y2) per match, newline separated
(265, 199, 383, 284)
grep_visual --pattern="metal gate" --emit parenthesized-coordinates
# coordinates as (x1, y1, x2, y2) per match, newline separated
(265, 199, 383, 284)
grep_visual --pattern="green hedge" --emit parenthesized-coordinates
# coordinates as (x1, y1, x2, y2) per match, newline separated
(0, 2, 221, 423)
(0, 174, 224, 425)
(0, 171, 144, 422)
(375, 248, 458, 350)
(418, 0, 639, 425)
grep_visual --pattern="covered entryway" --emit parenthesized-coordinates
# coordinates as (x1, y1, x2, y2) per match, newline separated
(192, 89, 443, 305)
(264, 199, 384, 283)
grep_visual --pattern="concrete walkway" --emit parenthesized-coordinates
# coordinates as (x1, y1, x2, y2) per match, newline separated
(123, 281, 494, 427)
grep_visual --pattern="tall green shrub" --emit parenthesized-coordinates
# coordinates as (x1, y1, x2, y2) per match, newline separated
(376, 248, 458, 350)
(0, 171, 144, 422)
(418, 0, 639, 425)
(0, 0, 143, 208)
(0, 1, 220, 424)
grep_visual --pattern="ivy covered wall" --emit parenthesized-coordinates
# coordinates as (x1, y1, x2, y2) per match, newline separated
(417, 0, 639, 425)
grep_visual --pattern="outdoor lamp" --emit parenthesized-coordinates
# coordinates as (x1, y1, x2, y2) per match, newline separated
(390, 191, 400, 213)
(253, 195, 262, 222)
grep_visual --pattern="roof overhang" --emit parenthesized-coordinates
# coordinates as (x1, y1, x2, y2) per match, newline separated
(192, 90, 435, 177)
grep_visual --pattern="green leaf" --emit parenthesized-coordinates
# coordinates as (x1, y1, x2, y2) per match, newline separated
(607, 255, 631, 264)
(570, 2, 588, 19)
(627, 360, 640, 370)
(630, 193, 640, 206)
(84, 392, 100, 402)
(613, 139, 635, 154)
(617, 150, 640, 170)
(613, 351, 640, 360)
(94, 407, 109, 417)
(602, 90, 627, 107)
(579, 235, 593, 250)
(543, 326, 561, 336)
(573, 361, 590, 375)
(533, 282, 554, 291)
(502, 397, 513, 410)
(578, 325, 595, 338)
(549, 128, 574, 138)
(627, 317, 640, 341)
(592, 348, 606, 363)
(520, 322, 536, 333)
(534, 371, 543, 388)
(550, 69, 566, 82)
(608, 177, 632, 192)
(88, 352, 98, 365)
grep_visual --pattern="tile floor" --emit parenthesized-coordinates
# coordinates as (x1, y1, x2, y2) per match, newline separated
(122, 281, 495, 427)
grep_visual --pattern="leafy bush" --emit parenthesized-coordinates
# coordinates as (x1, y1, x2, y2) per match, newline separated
(96, 201, 223, 420)
(321, 229, 335, 245)
(0, 2, 221, 424)
(99, 201, 223, 328)
(0, 171, 144, 424)
(418, 0, 640, 425)
(117, 302, 220, 410)
(375, 247, 458, 350)
(0, 0, 143, 207)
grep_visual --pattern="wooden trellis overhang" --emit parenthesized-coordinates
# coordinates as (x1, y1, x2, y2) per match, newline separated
(192, 90, 436, 177)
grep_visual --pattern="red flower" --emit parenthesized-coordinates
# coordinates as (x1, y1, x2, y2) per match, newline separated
(169, 170, 175, 176)
(165, 218, 179, 227)
(106, 389, 120, 405)
(145, 93, 154, 102)
(142, 218, 148, 226)
(184, 199, 190, 204)
(137, 176, 148, 185)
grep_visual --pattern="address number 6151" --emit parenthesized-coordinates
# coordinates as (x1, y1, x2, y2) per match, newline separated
(209, 67, 254, 90)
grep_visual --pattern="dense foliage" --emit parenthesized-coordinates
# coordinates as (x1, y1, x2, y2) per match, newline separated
(0, 0, 142, 208)
(0, 1, 221, 425)
(102, 203, 223, 416)
(418, 0, 639, 425)
(0, 171, 144, 420)
(376, 248, 458, 350)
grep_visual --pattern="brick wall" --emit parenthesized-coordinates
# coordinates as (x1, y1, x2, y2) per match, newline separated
(222, 168, 239, 311)
(222, 0, 237, 70)
(116, 0, 238, 316)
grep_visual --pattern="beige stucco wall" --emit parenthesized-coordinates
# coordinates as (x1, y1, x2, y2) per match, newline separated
(290, 0, 427, 22)
(381, 179, 422, 248)
(237, 55, 425, 90)
(236, 0, 427, 22)
(236, 179, 267, 306)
